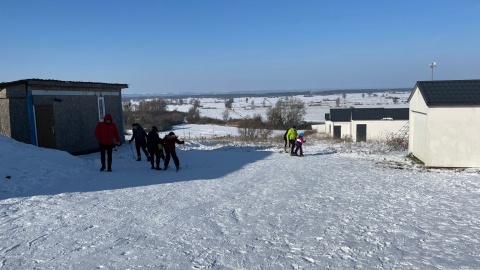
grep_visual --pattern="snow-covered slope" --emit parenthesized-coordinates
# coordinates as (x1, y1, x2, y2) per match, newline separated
(0, 133, 479, 269)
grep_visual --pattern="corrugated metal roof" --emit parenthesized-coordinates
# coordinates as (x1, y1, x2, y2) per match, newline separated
(0, 78, 129, 89)
(409, 80, 480, 106)
(330, 108, 352, 122)
(330, 108, 409, 121)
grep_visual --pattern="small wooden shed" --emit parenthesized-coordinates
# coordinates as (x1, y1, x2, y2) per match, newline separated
(323, 108, 409, 142)
(408, 80, 480, 167)
(0, 79, 128, 154)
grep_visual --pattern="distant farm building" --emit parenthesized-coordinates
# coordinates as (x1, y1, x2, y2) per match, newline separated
(408, 80, 480, 167)
(313, 107, 409, 142)
(0, 79, 128, 154)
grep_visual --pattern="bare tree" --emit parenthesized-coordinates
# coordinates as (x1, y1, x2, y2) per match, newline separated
(137, 99, 168, 115)
(225, 98, 234, 109)
(335, 97, 341, 107)
(266, 97, 306, 129)
(185, 105, 200, 123)
(237, 114, 272, 141)
(192, 99, 201, 108)
(123, 101, 134, 127)
(222, 108, 230, 122)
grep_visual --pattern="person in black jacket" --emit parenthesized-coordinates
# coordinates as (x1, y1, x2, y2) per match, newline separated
(283, 129, 289, 153)
(129, 123, 150, 161)
(146, 126, 165, 170)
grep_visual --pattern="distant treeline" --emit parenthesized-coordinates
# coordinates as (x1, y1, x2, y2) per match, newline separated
(123, 88, 411, 101)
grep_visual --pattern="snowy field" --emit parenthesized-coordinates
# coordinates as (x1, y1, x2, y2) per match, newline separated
(1, 126, 479, 269)
(134, 91, 411, 123)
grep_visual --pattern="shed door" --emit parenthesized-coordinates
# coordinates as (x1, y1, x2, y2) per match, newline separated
(333, 126, 341, 139)
(35, 105, 56, 149)
(356, 124, 367, 142)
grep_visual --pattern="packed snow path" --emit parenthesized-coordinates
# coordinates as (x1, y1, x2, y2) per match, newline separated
(0, 140, 479, 269)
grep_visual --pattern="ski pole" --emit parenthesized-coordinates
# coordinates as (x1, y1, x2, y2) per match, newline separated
(178, 145, 188, 167)
(129, 142, 136, 159)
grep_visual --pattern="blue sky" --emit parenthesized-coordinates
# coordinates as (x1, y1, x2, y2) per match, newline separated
(1, 1, 480, 94)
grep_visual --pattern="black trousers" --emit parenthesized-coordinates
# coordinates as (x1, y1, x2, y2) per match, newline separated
(135, 141, 149, 158)
(164, 149, 180, 169)
(149, 148, 165, 168)
(99, 143, 114, 169)
(289, 139, 296, 154)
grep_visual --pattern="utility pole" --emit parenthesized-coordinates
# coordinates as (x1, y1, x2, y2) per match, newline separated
(429, 62, 436, 80)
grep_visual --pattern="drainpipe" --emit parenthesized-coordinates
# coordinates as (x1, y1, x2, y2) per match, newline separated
(26, 81, 37, 145)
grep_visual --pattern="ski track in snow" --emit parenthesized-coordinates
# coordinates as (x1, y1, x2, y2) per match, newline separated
(0, 140, 479, 269)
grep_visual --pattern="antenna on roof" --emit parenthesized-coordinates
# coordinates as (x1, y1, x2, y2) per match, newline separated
(429, 61, 437, 80)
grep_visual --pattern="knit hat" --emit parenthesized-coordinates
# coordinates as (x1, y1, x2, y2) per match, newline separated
(299, 133, 304, 137)
(151, 126, 158, 132)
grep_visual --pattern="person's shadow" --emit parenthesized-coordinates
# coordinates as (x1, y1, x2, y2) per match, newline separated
(1, 145, 273, 199)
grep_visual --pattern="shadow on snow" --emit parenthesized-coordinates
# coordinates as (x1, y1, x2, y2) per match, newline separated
(1, 145, 273, 199)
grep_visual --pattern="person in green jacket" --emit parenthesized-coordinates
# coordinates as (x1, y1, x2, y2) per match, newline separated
(286, 125, 298, 155)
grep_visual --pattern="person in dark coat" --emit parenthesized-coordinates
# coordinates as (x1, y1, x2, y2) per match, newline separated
(146, 126, 165, 170)
(129, 123, 150, 161)
(163, 131, 185, 171)
(283, 129, 290, 152)
(94, 113, 121, 172)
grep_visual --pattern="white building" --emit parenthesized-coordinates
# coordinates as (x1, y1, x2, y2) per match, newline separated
(408, 80, 480, 167)
(314, 108, 408, 142)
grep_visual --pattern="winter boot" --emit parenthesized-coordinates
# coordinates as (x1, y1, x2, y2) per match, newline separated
(151, 165, 155, 170)
(136, 156, 141, 161)
(100, 166, 105, 171)
(147, 156, 151, 161)
(156, 166, 161, 170)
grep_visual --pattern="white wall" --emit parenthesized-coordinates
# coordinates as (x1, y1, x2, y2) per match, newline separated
(332, 122, 352, 140)
(311, 124, 325, 133)
(351, 120, 408, 142)
(426, 107, 480, 167)
(408, 87, 428, 162)
(409, 86, 480, 167)
(325, 121, 333, 136)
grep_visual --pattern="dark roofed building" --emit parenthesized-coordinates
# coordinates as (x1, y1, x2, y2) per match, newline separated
(408, 79, 480, 167)
(409, 80, 480, 106)
(0, 79, 128, 154)
(328, 108, 409, 122)
(324, 107, 409, 142)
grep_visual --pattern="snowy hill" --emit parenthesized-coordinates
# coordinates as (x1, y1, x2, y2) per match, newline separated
(0, 132, 479, 269)
(132, 91, 411, 123)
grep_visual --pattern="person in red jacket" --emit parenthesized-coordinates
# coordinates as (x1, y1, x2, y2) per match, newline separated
(162, 131, 185, 171)
(94, 114, 121, 172)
